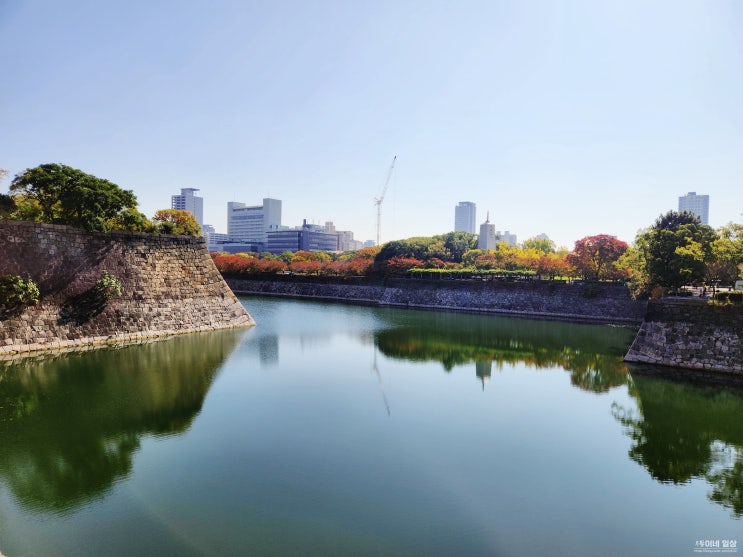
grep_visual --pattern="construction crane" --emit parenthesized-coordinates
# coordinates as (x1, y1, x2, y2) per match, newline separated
(374, 155, 396, 246)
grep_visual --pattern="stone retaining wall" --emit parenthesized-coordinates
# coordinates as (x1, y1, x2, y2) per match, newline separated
(0, 221, 254, 356)
(625, 299, 743, 373)
(227, 276, 647, 324)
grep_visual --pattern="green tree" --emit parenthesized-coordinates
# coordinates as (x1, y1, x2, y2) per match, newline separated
(639, 211, 717, 290)
(437, 231, 478, 263)
(108, 208, 153, 232)
(710, 223, 743, 286)
(152, 209, 201, 236)
(10, 164, 138, 232)
(522, 236, 556, 255)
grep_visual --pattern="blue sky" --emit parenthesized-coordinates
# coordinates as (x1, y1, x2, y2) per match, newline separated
(1, 0, 741, 248)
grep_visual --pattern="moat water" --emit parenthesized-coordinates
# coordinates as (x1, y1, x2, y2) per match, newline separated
(0, 297, 740, 556)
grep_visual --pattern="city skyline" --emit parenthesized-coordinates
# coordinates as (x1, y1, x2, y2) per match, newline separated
(2, 2, 742, 249)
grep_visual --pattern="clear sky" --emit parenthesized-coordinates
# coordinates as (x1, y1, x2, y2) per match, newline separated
(1, 0, 741, 249)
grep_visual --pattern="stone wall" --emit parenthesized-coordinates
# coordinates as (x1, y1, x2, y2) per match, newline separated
(625, 299, 743, 373)
(0, 221, 254, 356)
(227, 276, 647, 324)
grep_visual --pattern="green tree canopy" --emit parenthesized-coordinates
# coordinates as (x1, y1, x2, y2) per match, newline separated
(710, 223, 743, 285)
(522, 236, 556, 254)
(639, 211, 717, 290)
(9, 164, 138, 232)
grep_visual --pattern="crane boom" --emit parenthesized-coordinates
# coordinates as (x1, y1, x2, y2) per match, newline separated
(374, 155, 396, 246)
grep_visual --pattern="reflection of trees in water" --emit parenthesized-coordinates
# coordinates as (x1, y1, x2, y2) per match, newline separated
(0, 330, 242, 514)
(373, 311, 636, 393)
(613, 371, 743, 517)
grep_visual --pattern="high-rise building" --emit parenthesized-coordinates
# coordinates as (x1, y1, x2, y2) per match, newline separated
(678, 192, 709, 225)
(227, 198, 282, 244)
(478, 213, 496, 250)
(171, 188, 204, 226)
(454, 201, 477, 234)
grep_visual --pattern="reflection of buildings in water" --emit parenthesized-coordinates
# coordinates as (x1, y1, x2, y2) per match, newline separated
(258, 335, 279, 366)
(475, 360, 492, 390)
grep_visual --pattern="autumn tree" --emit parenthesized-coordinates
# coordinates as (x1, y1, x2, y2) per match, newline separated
(10, 164, 138, 231)
(567, 234, 628, 281)
(153, 209, 201, 236)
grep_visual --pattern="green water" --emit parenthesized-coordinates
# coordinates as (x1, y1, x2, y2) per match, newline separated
(0, 297, 740, 556)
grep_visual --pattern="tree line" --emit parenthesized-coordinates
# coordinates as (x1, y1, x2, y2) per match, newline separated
(3, 164, 741, 299)
(213, 214, 743, 300)
(0, 164, 200, 235)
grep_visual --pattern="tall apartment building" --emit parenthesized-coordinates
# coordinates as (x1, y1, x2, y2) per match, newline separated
(454, 201, 477, 234)
(171, 188, 204, 226)
(478, 213, 496, 250)
(227, 198, 282, 244)
(678, 192, 709, 225)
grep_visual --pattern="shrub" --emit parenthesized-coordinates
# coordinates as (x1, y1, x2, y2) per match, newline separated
(715, 291, 743, 304)
(95, 271, 122, 300)
(0, 275, 40, 315)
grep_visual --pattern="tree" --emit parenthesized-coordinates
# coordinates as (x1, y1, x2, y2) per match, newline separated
(108, 208, 153, 232)
(153, 209, 201, 236)
(638, 211, 717, 290)
(0, 193, 16, 218)
(567, 234, 628, 281)
(438, 231, 478, 263)
(710, 223, 743, 286)
(10, 164, 138, 231)
(522, 236, 556, 255)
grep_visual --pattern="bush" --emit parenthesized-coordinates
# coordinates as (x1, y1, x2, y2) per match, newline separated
(0, 275, 40, 315)
(716, 291, 743, 304)
(95, 271, 122, 300)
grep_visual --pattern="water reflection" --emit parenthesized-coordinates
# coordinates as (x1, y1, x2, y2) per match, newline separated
(614, 370, 743, 517)
(373, 311, 637, 392)
(0, 330, 243, 514)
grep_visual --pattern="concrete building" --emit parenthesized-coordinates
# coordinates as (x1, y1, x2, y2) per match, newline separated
(454, 201, 477, 234)
(171, 188, 204, 226)
(500, 231, 517, 246)
(202, 224, 231, 251)
(337, 230, 363, 252)
(227, 198, 282, 244)
(678, 192, 709, 225)
(267, 220, 338, 253)
(478, 213, 497, 250)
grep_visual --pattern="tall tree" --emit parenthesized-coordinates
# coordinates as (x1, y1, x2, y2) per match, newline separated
(567, 234, 628, 281)
(638, 211, 716, 290)
(10, 164, 137, 231)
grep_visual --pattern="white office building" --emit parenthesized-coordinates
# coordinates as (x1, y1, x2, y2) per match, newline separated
(678, 192, 709, 225)
(478, 213, 497, 250)
(454, 201, 477, 234)
(227, 198, 282, 244)
(171, 188, 204, 226)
